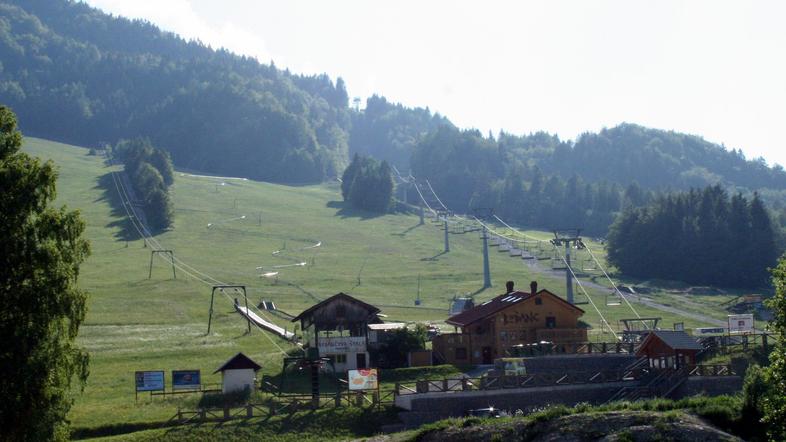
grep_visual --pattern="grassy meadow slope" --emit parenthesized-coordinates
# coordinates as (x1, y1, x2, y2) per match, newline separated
(21, 137, 734, 431)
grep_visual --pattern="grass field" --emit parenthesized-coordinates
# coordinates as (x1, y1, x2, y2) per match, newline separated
(21, 137, 740, 434)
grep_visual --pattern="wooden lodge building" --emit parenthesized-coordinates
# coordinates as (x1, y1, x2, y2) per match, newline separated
(433, 281, 587, 365)
(292, 292, 383, 372)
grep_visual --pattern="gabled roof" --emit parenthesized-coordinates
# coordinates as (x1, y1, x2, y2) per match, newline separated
(214, 352, 262, 373)
(291, 292, 381, 323)
(446, 289, 584, 327)
(636, 330, 703, 354)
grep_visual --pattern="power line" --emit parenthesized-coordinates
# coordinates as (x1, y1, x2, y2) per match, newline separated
(105, 151, 291, 355)
(584, 244, 647, 328)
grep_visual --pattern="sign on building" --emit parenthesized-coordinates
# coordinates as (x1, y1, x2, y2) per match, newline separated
(319, 336, 366, 354)
(172, 370, 201, 390)
(728, 314, 755, 334)
(348, 368, 378, 391)
(135, 370, 164, 392)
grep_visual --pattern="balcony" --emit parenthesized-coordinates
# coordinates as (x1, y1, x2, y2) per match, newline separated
(536, 328, 587, 343)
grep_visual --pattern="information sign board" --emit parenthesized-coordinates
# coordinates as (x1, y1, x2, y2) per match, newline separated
(728, 314, 755, 334)
(348, 368, 378, 391)
(135, 370, 165, 392)
(172, 370, 201, 390)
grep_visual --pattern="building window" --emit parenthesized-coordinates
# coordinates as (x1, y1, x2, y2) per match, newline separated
(535, 297, 542, 305)
(546, 316, 556, 328)
(455, 347, 467, 360)
(335, 354, 347, 364)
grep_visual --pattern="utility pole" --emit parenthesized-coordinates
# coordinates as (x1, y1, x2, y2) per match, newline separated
(482, 225, 491, 288)
(474, 208, 494, 289)
(443, 219, 450, 253)
(551, 229, 582, 305)
(148, 249, 176, 279)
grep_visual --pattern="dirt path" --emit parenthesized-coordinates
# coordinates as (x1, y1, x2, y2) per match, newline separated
(523, 259, 725, 327)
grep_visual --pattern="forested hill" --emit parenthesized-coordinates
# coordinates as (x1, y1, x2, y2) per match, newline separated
(502, 123, 786, 192)
(0, 0, 353, 183)
(2, 0, 785, 198)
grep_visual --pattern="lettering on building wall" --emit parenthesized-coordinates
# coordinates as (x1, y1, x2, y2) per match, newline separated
(502, 311, 539, 324)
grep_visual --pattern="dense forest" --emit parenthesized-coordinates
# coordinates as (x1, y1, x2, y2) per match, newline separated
(341, 154, 394, 213)
(0, 0, 351, 183)
(606, 186, 777, 288)
(113, 138, 174, 230)
(411, 126, 654, 234)
(2, 0, 786, 236)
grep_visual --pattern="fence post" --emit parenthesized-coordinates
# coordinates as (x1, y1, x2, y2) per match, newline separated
(199, 409, 206, 421)
(335, 391, 342, 407)
(223, 406, 230, 420)
(461, 378, 469, 391)
(442, 379, 448, 392)
(246, 405, 253, 418)
(601, 342, 607, 353)
(395, 382, 400, 396)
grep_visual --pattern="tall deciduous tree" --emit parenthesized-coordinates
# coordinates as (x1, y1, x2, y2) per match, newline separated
(0, 106, 90, 441)
(764, 256, 786, 440)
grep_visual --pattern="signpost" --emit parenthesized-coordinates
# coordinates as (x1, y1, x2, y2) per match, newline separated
(172, 370, 201, 390)
(135, 370, 164, 400)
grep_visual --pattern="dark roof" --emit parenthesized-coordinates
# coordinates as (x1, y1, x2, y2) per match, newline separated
(446, 289, 585, 327)
(637, 330, 703, 353)
(214, 352, 262, 373)
(291, 292, 381, 322)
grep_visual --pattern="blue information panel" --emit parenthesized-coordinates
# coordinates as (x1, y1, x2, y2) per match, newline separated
(135, 370, 165, 392)
(172, 370, 201, 390)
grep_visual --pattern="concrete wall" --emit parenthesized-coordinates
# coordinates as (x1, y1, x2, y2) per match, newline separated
(672, 376, 743, 399)
(519, 354, 638, 374)
(396, 381, 630, 412)
(222, 368, 255, 393)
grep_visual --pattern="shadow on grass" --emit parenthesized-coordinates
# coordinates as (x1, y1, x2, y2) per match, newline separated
(391, 222, 422, 237)
(326, 200, 385, 220)
(94, 172, 165, 241)
(421, 250, 448, 261)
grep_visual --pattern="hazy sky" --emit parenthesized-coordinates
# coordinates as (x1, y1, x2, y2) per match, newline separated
(85, 0, 786, 167)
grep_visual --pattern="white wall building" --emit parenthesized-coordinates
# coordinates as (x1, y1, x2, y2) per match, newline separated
(214, 352, 262, 393)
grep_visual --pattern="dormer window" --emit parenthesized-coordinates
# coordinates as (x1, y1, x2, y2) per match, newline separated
(535, 297, 542, 305)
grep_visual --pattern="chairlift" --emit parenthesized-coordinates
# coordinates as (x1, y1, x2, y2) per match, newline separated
(606, 291, 621, 307)
(551, 257, 567, 270)
(581, 259, 597, 272)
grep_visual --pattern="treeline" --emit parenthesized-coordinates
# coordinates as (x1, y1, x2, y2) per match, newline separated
(349, 95, 451, 169)
(606, 186, 778, 288)
(341, 154, 394, 213)
(0, 0, 350, 183)
(411, 126, 657, 234)
(113, 138, 174, 230)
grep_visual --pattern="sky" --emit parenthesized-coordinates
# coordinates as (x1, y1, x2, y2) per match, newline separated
(84, 0, 786, 167)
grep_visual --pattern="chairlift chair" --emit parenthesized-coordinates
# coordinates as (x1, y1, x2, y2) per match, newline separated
(606, 291, 621, 307)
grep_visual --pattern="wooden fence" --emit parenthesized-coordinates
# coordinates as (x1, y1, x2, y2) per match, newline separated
(393, 363, 736, 396)
(506, 342, 638, 357)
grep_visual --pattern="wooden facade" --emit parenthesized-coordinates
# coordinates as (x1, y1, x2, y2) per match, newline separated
(292, 293, 381, 372)
(433, 283, 586, 365)
(635, 330, 703, 369)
